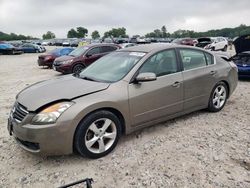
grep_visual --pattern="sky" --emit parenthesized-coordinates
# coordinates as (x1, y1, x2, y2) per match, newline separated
(1, 0, 250, 38)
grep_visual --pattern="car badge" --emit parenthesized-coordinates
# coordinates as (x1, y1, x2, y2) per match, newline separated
(243, 64, 247, 67)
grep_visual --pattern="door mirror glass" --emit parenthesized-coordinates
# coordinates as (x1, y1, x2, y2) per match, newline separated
(135, 72, 157, 82)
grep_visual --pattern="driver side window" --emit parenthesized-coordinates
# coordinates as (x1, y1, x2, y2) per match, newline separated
(139, 50, 178, 77)
(87, 47, 100, 56)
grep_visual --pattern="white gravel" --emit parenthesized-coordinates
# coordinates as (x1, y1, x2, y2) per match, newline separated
(0, 47, 249, 187)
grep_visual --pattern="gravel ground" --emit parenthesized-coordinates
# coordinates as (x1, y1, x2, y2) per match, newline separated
(0, 47, 249, 188)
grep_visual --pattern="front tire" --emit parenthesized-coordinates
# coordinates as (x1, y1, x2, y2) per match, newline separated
(72, 64, 85, 74)
(208, 82, 228, 112)
(74, 111, 122, 159)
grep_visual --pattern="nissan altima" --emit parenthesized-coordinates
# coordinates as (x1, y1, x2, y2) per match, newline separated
(8, 44, 238, 158)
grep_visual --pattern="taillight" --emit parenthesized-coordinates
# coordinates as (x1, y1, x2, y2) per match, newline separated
(228, 61, 238, 72)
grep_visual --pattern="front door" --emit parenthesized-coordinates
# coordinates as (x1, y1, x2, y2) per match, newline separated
(128, 49, 184, 126)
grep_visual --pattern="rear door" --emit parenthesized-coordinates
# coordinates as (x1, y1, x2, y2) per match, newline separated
(128, 49, 184, 126)
(178, 48, 217, 110)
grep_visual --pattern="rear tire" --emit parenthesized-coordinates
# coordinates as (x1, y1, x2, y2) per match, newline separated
(208, 82, 228, 112)
(74, 110, 122, 159)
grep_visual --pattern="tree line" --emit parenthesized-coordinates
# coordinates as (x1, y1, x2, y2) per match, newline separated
(1, 24, 250, 41)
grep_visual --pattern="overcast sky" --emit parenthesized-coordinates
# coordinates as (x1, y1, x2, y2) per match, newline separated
(1, 0, 250, 38)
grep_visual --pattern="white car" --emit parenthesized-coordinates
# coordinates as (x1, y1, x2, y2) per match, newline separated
(196, 37, 228, 51)
(119, 43, 136, 48)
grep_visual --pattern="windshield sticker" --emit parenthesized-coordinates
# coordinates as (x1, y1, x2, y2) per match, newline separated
(129, 52, 146, 57)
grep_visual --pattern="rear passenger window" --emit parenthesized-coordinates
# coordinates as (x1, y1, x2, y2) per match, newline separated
(179, 49, 207, 70)
(101, 46, 117, 53)
(205, 53, 214, 65)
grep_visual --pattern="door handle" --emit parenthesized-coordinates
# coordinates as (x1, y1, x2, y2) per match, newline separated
(210, 70, 217, 75)
(172, 81, 181, 87)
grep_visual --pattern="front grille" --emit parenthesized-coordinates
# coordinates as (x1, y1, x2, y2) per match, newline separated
(12, 103, 29, 123)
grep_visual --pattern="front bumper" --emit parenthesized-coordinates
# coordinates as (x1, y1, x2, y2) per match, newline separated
(37, 59, 53, 67)
(53, 64, 72, 74)
(8, 114, 74, 155)
(237, 65, 250, 77)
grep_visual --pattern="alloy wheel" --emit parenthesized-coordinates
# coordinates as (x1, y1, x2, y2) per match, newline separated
(212, 85, 226, 109)
(85, 118, 117, 154)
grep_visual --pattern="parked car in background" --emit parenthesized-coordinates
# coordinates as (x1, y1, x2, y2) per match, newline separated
(172, 38, 196, 46)
(53, 43, 120, 74)
(62, 40, 70, 47)
(37, 47, 74, 68)
(70, 39, 81, 47)
(232, 34, 250, 78)
(119, 43, 136, 48)
(21, 43, 46, 53)
(0, 43, 23, 55)
(8, 44, 238, 158)
(54, 39, 64, 46)
(196, 37, 228, 51)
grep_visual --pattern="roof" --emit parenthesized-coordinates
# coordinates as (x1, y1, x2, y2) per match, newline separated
(80, 43, 118, 48)
(119, 43, 176, 53)
(119, 43, 203, 53)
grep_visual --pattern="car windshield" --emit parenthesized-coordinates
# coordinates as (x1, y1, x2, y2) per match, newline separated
(69, 46, 89, 57)
(48, 48, 61, 56)
(79, 51, 146, 82)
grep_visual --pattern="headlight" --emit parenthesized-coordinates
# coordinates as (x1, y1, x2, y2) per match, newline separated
(32, 101, 74, 124)
(61, 59, 73, 64)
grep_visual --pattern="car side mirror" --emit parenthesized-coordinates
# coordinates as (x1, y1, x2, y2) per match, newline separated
(135, 72, 157, 83)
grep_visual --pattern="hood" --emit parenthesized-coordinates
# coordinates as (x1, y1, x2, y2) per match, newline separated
(196, 38, 212, 48)
(197, 37, 212, 43)
(17, 75, 110, 111)
(54, 55, 74, 62)
(233, 34, 250, 54)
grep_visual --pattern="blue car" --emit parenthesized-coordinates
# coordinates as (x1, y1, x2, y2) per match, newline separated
(233, 35, 250, 78)
(21, 43, 46, 53)
(38, 47, 74, 68)
(0, 43, 23, 55)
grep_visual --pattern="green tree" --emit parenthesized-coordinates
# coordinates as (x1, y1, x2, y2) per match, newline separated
(67, 27, 88, 38)
(91, 30, 100, 39)
(161, 25, 167, 38)
(42, 31, 56, 39)
(0, 31, 35, 41)
(76, 27, 88, 38)
(67, 29, 78, 38)
(103, 27, 127, 38)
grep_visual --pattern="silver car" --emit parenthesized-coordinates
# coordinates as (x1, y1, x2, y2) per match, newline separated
(8, 44, 238, 158)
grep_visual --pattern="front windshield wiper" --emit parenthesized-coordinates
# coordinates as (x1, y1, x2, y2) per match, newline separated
(80, 76, 100, 82)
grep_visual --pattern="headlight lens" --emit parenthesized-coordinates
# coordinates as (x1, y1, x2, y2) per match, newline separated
(62, 59, 73, 64)
(32, 101, 74, 124)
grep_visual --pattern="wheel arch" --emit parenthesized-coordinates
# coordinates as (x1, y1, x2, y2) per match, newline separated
(72, 107, 126, 153)
(220, 80, 230, 98)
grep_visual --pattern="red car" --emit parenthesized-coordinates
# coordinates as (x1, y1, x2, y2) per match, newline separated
(53, 44, 120, 74)
(38, 47, 74, 68)
(172, 38, 196, 46)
